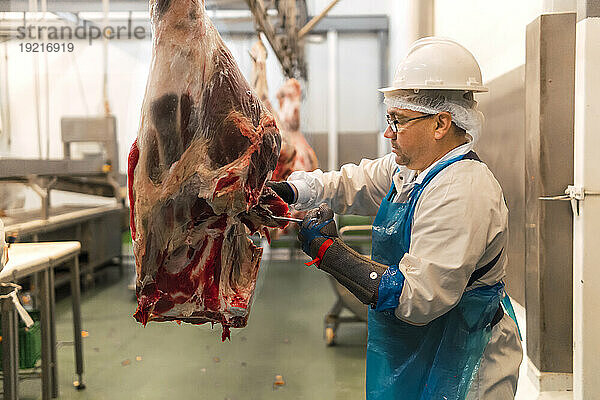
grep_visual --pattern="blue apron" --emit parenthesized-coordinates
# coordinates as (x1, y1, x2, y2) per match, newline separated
(366, 152, 516, 400)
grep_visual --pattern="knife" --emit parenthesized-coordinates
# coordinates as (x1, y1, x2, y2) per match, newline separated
(271, 216, 304, 223)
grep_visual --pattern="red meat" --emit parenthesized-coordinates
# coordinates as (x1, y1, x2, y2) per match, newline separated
(129, 0, 290, 340)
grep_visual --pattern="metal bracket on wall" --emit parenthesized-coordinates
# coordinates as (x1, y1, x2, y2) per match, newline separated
(539, 185, 600, 216)
(243, 0, 344, 79)
(26, 175, 57, 220)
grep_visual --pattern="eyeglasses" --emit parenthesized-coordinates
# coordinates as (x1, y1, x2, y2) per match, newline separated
(386, 114, 432, 133)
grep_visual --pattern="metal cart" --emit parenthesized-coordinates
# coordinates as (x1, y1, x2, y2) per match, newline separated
(323, 224, 371, 346)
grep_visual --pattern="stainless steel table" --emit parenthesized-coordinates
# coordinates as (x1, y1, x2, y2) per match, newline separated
(3, 204, 126, 286)
(1, 242, 83, 399)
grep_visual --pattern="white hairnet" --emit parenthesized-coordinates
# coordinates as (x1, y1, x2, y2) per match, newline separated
(383, 90, 484, 143)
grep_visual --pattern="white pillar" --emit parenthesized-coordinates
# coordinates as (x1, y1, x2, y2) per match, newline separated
(573, 6, 600, 400)
(543, 0, 577, 12)
(381, 0, 434, 158)
(0, 42, 11, 156)
(377, 30, 389, 158)
(327, 30, 338, 171)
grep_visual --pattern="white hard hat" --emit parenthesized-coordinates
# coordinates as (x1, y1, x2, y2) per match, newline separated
(379, 37, 488, 94)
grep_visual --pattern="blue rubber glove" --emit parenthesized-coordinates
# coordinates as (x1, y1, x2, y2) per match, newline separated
(297, 204, 338, 257)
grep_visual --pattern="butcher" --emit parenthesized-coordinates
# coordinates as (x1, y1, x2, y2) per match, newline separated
(268, 37, 523, 400)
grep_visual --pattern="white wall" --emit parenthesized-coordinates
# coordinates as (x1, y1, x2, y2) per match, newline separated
(1, 15, 383, 211)
(3, 2, 580, 165)
(307, 0, 394, 16)
(385, 1, 575, 87)
(338, 34, 381, 132)
(433, 0, 576, 82)
(3, 2, 581, 212)
(221, 32, 380, 135)
(307, 0, 410, 86)
(1, 35, 152, 209)
(0, 43, 9, 156)
(2, 37, 151, 163)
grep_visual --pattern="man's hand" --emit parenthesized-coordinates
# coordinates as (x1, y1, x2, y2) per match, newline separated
(297, 204, 338, 257)
(296, 203, 388, 306)
(265, 181, 297, 204)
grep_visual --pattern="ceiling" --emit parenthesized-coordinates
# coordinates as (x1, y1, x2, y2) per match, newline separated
(0, 0, 272, 13)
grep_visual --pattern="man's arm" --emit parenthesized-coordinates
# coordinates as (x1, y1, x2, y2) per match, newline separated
(298, 204, 388, 305)
(287, 154, 397, 216)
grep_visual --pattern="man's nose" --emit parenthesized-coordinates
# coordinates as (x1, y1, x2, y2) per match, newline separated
(383, 126, 396, 139)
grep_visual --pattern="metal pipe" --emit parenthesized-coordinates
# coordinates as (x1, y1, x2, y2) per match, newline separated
(29, 1, 43, 158)
(244, 0, 291, 76)
(102, 0, 111, 115)
(327, 30, 338, 171)
(49, 266, 59, 397)
(378, 30, 390, 158)
(70, 256, 85, 389)
(1, 285, 19, 400)
(44, 56, 49, 159)
(27, 177, 51, 220)
(2, 41, 12, 150)
(39, 269, 52, 400)
(573, 3, 600, 398)
(409, 0, 434, 40)
(298, 0, 340, 39)
(42, 0, 50, 159)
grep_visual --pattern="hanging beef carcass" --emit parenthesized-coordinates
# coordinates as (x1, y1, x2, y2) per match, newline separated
(249, 39, 273, 111)
(249, 40, 317, 181)
(249, 39, 295, 179)
(272, 78, 318, 180)
(128, 0, 291, 341)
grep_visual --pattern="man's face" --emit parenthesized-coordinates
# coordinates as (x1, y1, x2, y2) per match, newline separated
(384, 107, 434, 169)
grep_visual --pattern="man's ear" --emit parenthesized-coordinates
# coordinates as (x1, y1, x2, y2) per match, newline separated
(434, 112, 453, 140)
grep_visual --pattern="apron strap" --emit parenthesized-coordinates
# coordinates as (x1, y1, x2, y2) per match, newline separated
(467, 248, 503, 288)
(385, 167, 401, 201)
(468, 247, 505, 329)
(490, 303, 504, 327)
(467, 247, 511, 329)
(461, 150, 482, 162)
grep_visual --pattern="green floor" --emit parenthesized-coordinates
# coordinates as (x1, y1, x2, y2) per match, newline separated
(21, 252, 367, 399)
